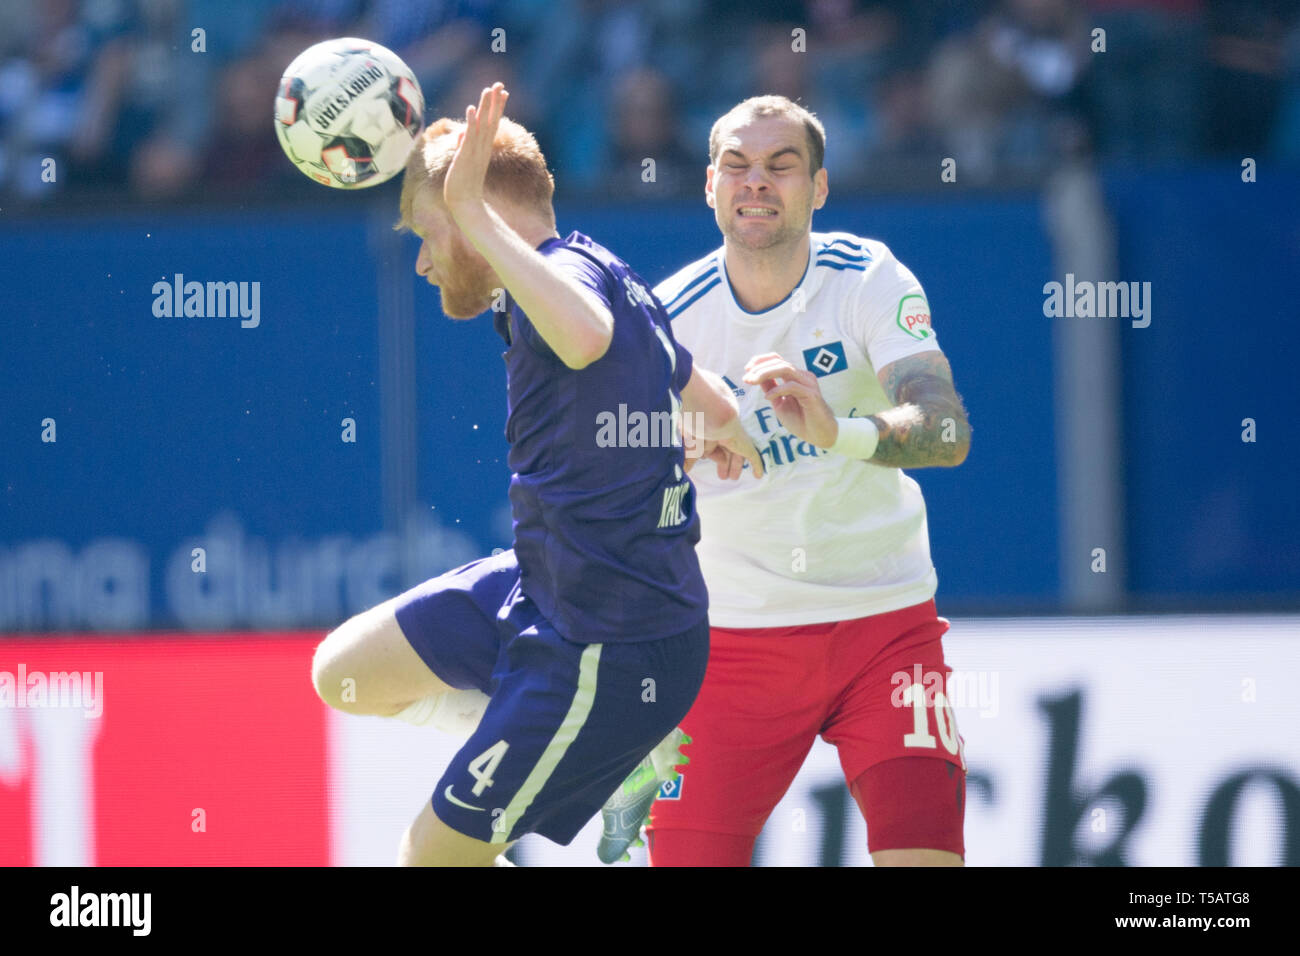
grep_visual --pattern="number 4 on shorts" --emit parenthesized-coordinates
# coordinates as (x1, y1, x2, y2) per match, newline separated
(468, 739, 509, 796)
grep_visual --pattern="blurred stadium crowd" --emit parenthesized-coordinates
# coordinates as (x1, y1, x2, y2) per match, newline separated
(1, 0, 1298, 204)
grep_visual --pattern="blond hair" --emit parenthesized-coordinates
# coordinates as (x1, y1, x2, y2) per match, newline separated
(708, 96, 826, 174)
(397, 116, 556, 229)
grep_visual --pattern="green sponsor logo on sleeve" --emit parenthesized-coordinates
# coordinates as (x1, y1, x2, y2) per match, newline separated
(896, 293, 932, 340)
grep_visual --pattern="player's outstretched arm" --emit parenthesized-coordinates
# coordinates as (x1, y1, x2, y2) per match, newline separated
(442, 83, 613, 369)
(867, 350, 971, 468)
(458, 201, 614, 369)
(742, 350, 970, 468)
(680, 366, 765, 479)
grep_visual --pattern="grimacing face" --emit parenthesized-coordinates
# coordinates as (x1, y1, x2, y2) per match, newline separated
(410, 186, 498, 319)
(706, 115, 828, 252)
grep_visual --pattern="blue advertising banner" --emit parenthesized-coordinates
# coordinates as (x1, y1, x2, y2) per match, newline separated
(4, 171, 1293, 631)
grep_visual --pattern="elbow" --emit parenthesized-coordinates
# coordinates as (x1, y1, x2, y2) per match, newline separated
(948, 429, 971, 466)
(937, 408, 970, 466)
(559, 306, 614, 369)
(561, 328, 612, 370)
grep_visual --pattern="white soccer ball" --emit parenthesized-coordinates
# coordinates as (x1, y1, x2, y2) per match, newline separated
(274, 37, 425, 190)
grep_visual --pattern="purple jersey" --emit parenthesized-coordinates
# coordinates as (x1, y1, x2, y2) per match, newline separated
(494, 231, 705, 642)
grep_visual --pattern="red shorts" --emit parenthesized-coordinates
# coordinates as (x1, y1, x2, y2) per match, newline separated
(646, 600, 966, 862)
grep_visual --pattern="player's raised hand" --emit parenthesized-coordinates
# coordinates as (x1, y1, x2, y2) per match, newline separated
(443, 82, 509, 215)
(710, 418, 764, 480)
(685, 439, 742, 480)
(685, 420, 764, 480)
(743, 352, 839, 449)
(681, 369, 765, 480)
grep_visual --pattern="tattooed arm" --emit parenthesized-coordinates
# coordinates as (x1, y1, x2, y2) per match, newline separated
(867, 351, 971, 468)
(741, 349, 971, 468)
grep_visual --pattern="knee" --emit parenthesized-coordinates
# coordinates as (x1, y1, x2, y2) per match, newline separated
(311, 600, 433, 717)
(311, 625, 357, 712)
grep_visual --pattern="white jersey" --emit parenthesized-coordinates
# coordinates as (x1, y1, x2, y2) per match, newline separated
(657, 232, 943, 628)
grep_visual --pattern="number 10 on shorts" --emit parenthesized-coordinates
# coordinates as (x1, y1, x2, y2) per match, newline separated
(901, 684, 966, 770)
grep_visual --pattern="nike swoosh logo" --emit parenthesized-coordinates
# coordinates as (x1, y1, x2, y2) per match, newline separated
(444, 785, 486, 812)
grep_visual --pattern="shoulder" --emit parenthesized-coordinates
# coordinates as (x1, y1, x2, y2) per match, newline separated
(536, 232, 622, 304)
(811, 231, 878, 275)
(653, 248, 723, 319)
(813, 233, 922, 308)
(545, 231, 614, 274)
(812, 231, 913, 284)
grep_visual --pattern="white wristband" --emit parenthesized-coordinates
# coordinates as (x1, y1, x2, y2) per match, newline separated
(828, 416, 879, 460)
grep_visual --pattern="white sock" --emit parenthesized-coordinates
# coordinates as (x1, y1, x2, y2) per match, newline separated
(431, 687, 490, 737)
(392, 694, 440, 726)
(391, 688, 490, 738)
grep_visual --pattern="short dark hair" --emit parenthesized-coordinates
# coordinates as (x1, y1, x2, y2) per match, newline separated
(708, 96, 827, 174)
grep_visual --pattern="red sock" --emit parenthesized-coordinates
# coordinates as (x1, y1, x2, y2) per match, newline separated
(850, 757, 965, 857)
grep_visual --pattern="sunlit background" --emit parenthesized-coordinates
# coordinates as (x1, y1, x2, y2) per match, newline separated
(2, 0, 1298, 866)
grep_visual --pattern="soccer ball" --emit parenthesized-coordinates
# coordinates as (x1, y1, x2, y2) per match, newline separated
(274, 37, 424, 189)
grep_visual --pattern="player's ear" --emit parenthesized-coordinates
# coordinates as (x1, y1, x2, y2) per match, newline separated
(813, 167, 828, 209)
(705, 165, 716, 208)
